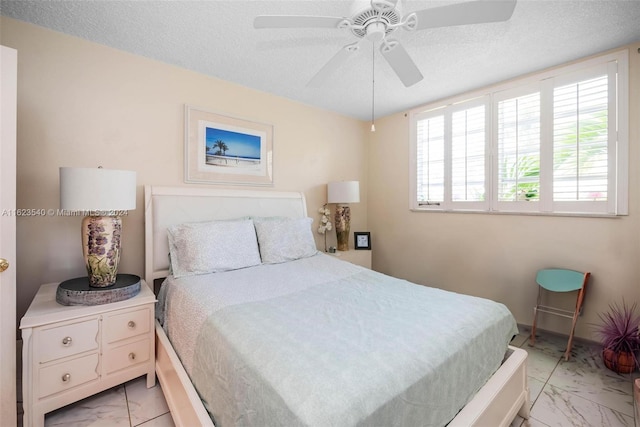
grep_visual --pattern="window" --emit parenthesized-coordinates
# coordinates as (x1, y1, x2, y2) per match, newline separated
(410, 50, 628, 216)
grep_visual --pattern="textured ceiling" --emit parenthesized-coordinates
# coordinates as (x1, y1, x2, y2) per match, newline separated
(2, 0, 640, 121)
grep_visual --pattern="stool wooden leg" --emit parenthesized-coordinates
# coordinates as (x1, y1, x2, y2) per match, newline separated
(565, 313, 579, 361)
(530, 306, 538, 346)
(530, 288, 542, 346)
(565, 286, 587, 361)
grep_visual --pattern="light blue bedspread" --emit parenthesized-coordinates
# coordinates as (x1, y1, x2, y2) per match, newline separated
(182, 257, 517, 427)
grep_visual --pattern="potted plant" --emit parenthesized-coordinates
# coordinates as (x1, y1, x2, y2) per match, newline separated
(595, 301, 640, 374)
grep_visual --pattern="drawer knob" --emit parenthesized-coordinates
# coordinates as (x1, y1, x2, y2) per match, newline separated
(62, 373, 71, 383)
(128, 352, 136, 361)
(127, 321, 136, 329)
(62, 336, 72, 346)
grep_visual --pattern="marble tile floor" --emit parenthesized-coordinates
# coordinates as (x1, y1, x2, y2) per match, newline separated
(16, 327, 638, 427)
(43, 376, 174, 427)
(16, 337, 174, 427)
(510, 326, 639, 427)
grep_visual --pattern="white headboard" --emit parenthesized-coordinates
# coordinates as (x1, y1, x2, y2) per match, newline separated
(144, 185, 308, 286)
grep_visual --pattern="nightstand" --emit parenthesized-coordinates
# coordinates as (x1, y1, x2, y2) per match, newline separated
(20, 280, 156, 427)
(332, 249, 372, 269)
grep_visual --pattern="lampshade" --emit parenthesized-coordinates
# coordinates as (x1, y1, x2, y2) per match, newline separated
(60, 167, 136, 211)
(328, 181, 360, 204)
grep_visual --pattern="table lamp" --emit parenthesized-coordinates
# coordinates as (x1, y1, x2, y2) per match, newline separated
(327, 181, 360, 251)
(59, 167, 136, 288)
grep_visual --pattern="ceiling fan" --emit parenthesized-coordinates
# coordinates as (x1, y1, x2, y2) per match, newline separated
(254, 0, 517, 88)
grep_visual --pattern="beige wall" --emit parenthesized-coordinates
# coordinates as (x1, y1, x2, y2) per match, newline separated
(368, 43, 640, 341)
(1, 17, 369, 325)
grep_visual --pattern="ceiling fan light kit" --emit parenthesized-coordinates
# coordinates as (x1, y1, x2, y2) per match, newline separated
(255, 0, 517, 88)
(365, 21, 386, 42)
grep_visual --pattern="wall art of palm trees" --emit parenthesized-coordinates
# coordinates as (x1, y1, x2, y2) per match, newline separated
(205, 126, 262, 170)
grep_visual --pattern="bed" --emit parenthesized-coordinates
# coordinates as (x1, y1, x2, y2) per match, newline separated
(144, 185, 530, 426)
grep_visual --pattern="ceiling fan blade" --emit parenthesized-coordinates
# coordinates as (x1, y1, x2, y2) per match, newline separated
(380, 39, 423, 87)
(254, 15, 345, 29)
(411, 0, 517, 31)
(307, 42, 361, 87)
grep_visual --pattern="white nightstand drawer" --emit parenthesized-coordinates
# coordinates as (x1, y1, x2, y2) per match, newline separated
(38, 319, 99, 363)
(38, 353, 99, 398)
(104, 338, 150, 374)
(21, 282, 156, 427)
(104, 307, 150, 344)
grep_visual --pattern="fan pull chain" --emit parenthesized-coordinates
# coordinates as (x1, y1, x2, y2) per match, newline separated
(371, 42, 376, 132)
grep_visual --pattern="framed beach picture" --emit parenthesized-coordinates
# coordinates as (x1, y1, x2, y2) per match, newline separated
(184, 105, 273, 186)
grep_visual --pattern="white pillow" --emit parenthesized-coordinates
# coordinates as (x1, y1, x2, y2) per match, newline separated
(253, 217, 318, 264)
(167, 218, 261, 278)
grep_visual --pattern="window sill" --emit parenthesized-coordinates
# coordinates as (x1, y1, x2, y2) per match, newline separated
(410, 208, 624, 219)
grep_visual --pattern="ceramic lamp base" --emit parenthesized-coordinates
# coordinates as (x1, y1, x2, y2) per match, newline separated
(82, 215, 122, 287)
(334, 204, 351, 251)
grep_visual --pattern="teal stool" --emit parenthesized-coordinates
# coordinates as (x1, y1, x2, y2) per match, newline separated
(530, 269, 590, 361)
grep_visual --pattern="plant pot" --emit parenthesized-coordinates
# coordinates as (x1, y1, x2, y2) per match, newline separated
(603, 348, 636, 374)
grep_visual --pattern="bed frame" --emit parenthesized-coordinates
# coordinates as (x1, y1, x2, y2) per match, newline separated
(144, 185, 530, 426)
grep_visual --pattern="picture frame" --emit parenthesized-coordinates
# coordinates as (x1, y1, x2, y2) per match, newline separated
(184, 105, 273, 186)
(354, 232, 371, 250)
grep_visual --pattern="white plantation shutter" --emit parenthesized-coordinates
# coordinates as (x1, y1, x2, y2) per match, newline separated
(416, 114, 445, 205)
(451, 105, 486, 203)
(497, 91, 541, 205)
(414, 98, 488, 210)
(553, 75, 609, 206)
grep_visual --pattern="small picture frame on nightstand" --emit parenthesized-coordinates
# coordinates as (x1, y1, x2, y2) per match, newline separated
(354, 232, 371, 250)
